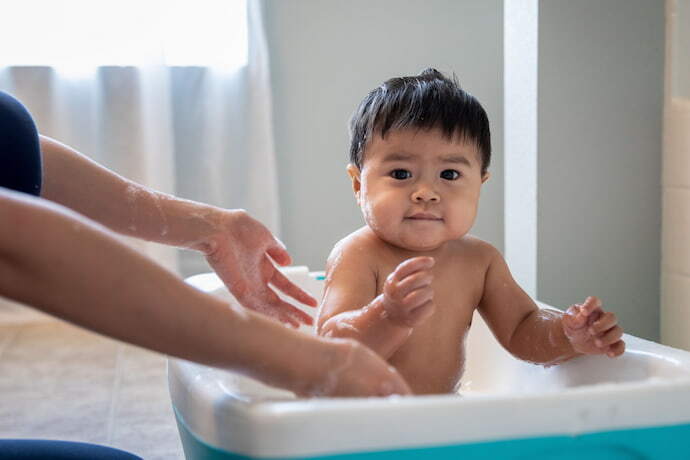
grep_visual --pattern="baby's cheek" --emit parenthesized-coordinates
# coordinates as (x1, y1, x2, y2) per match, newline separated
(365, 199, 396, 227)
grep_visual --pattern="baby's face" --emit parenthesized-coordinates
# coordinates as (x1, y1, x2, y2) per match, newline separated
(349, 127, 488, 252)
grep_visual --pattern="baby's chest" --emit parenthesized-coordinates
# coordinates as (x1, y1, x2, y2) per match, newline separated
(376, 258, 483, 303)
(376, 261, 482, 327)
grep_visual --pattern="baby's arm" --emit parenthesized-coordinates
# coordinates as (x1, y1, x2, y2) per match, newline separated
(479, 245, 625, 365)
(317, 242, 435, 359)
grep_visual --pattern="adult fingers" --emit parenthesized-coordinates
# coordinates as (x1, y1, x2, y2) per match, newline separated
(350, 343, 412, 397)
(266, 241, 292, 266)
(274, 298, 314, 326)
(376, 369, 413, 396)
(250, 289, 314, 326)
(270, 266, 318, 307)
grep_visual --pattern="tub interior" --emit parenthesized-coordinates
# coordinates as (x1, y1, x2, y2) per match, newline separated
(184, 269, 690, 400)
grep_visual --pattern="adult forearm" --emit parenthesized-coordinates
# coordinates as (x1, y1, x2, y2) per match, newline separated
(39, 135, 220, 250)
(0, 189, 318, 392)
(508, 308, 580, 366)
(319, 295, 412, 360)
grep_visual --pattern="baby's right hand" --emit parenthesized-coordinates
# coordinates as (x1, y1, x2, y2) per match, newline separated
(382, 257, 435, 327)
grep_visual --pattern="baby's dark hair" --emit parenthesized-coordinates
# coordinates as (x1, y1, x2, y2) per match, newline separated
(349, 68, 491, 175)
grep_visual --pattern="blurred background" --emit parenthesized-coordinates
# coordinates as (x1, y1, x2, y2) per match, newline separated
(0, 0, 687, 348)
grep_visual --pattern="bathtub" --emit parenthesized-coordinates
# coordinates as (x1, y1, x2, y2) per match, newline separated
(169, 267, 690, 459)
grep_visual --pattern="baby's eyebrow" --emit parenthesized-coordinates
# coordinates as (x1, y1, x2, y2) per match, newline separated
(382, 152, 414, 162)
(440, 155, 473, 167)
(381, 152, 474, 167)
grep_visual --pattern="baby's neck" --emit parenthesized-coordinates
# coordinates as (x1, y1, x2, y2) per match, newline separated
(379, 236, 453, 260)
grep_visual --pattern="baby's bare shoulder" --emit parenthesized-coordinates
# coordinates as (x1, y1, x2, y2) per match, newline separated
(452, 234, 501, 265)
(326, 226, 382, 270)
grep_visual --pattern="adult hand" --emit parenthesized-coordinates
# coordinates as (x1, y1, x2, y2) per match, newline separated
(297, 338, 412, 397)
(203, 209, 317, 327)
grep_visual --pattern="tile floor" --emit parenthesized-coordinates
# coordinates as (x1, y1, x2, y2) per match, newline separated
(0, 318, 184, 459)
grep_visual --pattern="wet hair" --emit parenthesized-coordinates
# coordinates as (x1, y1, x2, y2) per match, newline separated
(348, 68, 491, 175)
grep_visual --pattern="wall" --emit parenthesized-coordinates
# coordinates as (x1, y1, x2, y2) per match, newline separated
(537, 0, 664, 340)
(662, 0, 690, 349)
(263, 0, 504, 270)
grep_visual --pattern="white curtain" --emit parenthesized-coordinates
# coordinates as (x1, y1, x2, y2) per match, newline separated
(0, 0, 280, 317)
(0, 0, 280, 278)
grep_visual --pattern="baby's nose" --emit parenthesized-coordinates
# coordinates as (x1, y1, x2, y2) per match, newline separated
(411, 187, 440, 203)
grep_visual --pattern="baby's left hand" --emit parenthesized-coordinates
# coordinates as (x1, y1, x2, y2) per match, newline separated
(562, 296, 625, 358)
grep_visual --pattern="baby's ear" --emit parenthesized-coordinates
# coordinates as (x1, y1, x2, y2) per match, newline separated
(346, 163, 362, 201)
(481, 171, 491, 184)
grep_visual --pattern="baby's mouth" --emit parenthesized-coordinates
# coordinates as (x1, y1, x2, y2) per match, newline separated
(405, 212, 443, 221)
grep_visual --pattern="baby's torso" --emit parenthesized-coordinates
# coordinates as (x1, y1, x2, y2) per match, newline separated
(373, 238, 489, 394)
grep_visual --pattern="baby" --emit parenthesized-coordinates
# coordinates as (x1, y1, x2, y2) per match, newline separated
(316, 69, 626, 395)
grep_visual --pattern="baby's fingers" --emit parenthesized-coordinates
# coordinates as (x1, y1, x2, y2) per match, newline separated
(392, 257, 435, 281)
(396, 270, 433, 298)
(607, 339, 626, 358)
(595, 325, 623, 349)
(589, 311, 617, 336)
(581, 296, 602, 317)
(402, 286, 434, 311)
(563, 304, 587, 329)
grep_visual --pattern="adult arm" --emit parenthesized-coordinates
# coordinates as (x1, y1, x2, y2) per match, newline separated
(39, 136, 315, 326)
(0, 188, 410, 397)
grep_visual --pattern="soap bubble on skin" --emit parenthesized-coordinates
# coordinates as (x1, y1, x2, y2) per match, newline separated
(125, 184, 138, 204)
(148, 190, 170, 237)
(361, 200, 382, 236)
(124, 184, 170, 238)
(125, 184, 139, 233)
(335, 322, 360, 335)
(304, 340, 356, 397)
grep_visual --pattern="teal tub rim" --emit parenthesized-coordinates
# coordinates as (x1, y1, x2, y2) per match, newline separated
(172, 405, 690, 460)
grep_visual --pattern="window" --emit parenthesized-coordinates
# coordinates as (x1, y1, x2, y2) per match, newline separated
(0, 0, 248, 71)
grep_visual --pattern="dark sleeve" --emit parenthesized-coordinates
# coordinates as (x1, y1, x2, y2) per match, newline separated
(0, 91, 42, 196)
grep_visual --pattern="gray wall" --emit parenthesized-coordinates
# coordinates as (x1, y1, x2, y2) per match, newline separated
(674, 0, 690, 98)
(263, 0, 504, 271)
(263, 0, 665, 341)
(537, 0, 664, 340)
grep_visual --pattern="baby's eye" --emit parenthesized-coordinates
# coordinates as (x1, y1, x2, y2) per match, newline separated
(440, 169, 461, 180)
(390, 169, 412, 180)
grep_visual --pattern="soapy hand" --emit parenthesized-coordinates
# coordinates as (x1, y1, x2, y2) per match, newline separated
(204, 209, 317, 327)
(299, 339, 412, 397)
(562, 296, 625, 358)
(381, 257, 435, 327)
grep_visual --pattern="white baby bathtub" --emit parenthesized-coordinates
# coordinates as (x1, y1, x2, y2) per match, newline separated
(169, 267, 690, 459)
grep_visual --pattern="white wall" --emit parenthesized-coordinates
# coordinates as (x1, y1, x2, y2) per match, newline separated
(662, 0, 690, 349)
(263, 0, 504, 270)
